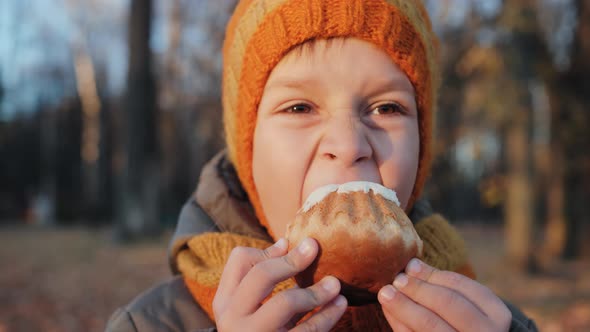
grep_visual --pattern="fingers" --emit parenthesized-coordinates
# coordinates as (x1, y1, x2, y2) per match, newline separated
(405, 259, 510, 322)
(231, 238, 319, 315)
(218, 238, 288, 296)
(391, 272, 489, 331)
(214, 238, 288, 316)
(254, 276, 343, 328)
(213, 238, 346, 332)
(379, 285, 456, 332)
(290, 295, 348, 332)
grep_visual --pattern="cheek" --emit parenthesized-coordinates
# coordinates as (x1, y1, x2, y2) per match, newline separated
(378, 124, 420, 209)
(252, 123, 309, 237)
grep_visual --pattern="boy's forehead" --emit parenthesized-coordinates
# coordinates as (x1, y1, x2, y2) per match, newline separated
(274, 38, 362, 72)
(264, 38, 415, 94)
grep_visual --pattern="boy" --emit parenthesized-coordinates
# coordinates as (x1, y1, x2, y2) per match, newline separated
(107, 0, 538, 331)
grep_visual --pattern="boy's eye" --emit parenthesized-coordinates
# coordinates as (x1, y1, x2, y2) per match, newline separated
(370, 103, 406, 115)
(283, 104, 312, 114)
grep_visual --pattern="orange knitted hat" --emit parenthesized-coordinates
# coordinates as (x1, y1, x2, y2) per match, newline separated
(222, 0, 440, 234)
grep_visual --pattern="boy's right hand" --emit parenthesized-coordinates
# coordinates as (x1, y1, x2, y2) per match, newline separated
(212, 237, 347, 332)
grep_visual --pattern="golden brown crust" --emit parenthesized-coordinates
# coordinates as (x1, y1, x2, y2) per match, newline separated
(286, 190, 422, 305)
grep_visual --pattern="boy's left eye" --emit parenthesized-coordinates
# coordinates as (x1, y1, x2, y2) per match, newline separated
(282, 104, 312, 114)
(369, 102, 406, 115)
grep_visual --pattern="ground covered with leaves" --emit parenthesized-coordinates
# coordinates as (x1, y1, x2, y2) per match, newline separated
(0, 225, 588, 332)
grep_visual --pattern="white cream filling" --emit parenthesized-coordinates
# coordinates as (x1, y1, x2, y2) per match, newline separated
(301, 181, 400, 212)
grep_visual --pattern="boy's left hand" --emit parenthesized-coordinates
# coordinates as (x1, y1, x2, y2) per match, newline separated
(378, 258, 512, 332)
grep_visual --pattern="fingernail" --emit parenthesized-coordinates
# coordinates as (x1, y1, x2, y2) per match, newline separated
(274, 238, 287, 250)
(379, 285, 396, 302)
(407, 258, 421, 274)
(321, 277, 339, 292)
(334, 295, 347, 307)
(297, 238, 313, 256)
(394, 273, 408, 288)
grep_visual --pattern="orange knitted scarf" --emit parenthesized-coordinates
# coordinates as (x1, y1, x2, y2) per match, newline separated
(178, 214, 475, 331)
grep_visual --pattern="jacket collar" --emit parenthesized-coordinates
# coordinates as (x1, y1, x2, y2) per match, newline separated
(193, 150, 271, 240)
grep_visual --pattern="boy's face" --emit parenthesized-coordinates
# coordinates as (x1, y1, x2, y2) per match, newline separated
(252, 38, 420, 237)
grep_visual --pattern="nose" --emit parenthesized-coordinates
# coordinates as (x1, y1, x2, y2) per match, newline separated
(318, 113, 372, 166)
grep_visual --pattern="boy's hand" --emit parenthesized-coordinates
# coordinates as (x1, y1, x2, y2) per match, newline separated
(213, 237, 347, 332)
(378, 258, 512, 332)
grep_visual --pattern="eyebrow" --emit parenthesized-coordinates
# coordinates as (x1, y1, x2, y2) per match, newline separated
(265, 75, 415, 96)
(362, 76, 415, 96)
(264, 77, 320, 93)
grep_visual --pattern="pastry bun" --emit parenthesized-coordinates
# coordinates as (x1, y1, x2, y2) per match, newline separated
(285, 182, 423, 305)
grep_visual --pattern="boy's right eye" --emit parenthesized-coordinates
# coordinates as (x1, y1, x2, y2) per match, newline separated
(282, 104, 312, 114)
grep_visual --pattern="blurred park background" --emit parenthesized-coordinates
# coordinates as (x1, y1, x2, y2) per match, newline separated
(1, 0, 589, 331)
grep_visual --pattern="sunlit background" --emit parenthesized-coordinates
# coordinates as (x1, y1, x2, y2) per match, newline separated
(1, 0, 589, 331)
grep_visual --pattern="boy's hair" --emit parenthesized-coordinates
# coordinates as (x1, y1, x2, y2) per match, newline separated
(221, 0, 440, 231)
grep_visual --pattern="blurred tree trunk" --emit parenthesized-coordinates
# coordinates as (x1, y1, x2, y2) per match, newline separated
(72, 43, 103, 220)
(38, 108, 58, 225)
(540, 101, 566, 260)
(536, 0, 590, 260)
(560, 0, 590, 259)
(500, 0, 541, 270)
(116, 0, 160, 239)
(98, 102, 114, 221)
(505, 110, 534, 269)
(539, 59, 569, 262)
(162, 0, 191, 210)
(63, 1, 112, 223)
